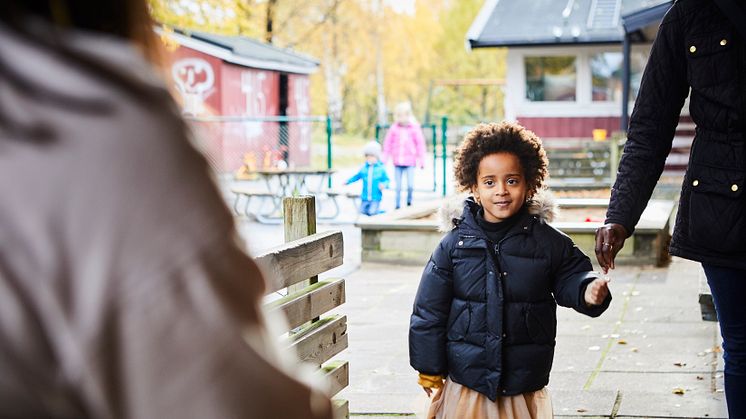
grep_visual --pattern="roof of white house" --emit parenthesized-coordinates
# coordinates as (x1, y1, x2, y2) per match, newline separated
(467, 0, 672, 48)
(165, 28, 319, 74)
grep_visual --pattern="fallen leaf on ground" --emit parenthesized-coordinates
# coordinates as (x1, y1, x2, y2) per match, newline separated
(674, 362, 686, 367)
(618, 339, 628, 345)
(672, 387, 685, 395)
(696, 376, 704, 380)
(631, 347, 639, 352)
(576, 408, 587, 413)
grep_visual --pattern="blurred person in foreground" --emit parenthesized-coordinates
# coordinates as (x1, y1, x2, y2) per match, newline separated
(0, 1, 332, 418)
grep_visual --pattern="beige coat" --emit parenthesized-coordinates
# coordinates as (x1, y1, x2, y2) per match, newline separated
(0, 23, 331, 419)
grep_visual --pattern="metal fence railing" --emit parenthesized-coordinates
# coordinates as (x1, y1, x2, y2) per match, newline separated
(375, 116, 450, 196)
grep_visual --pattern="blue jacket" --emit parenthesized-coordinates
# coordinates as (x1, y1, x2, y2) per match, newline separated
(345, 161, 389, 201)
(409, 193, 611, 400)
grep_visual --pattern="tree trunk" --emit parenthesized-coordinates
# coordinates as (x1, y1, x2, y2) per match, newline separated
(374, 0, 386, 126)
(323, 8, 343, 129)
(265, 0, 278, 44)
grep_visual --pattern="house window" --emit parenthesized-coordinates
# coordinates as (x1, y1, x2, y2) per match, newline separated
(524, 56, 576, 101)
(591, 51, 648, 102)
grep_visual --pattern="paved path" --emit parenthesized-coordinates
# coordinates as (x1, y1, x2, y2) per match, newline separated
(330, 257, 727, 418)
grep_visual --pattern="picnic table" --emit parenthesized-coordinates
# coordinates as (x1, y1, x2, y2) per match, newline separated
(232, 168, 359, 222)
(255, 168, 335, 197)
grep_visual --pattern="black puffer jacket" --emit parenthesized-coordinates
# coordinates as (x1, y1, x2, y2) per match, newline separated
(606, 0, 746, 269)
(409, 193, 611, 401)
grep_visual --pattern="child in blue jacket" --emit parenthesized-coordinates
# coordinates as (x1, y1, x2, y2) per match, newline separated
(346, 141, 390, 216)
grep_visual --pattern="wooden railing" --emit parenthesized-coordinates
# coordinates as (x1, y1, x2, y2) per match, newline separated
(254, 196, 349, 418)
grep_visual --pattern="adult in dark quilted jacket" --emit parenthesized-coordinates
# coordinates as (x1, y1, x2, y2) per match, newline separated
(595, 1, 746, 416)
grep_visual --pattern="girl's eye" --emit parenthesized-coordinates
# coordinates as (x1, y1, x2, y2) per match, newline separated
(507, 178, 520, 185)
(484, 180, 494, 186)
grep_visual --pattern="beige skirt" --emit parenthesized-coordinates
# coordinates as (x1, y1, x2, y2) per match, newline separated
(427, 378, 553, 419)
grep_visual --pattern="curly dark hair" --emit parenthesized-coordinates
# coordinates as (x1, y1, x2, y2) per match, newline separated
(453, 121, 548, 196)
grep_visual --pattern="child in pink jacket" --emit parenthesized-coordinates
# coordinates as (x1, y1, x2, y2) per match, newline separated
(382, 102, 426, 209)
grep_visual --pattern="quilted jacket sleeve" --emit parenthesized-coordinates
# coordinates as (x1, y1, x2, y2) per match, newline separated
(552, 234, 611, 318)
(409, 236, 454, 376)
(606, 4, 689, 235)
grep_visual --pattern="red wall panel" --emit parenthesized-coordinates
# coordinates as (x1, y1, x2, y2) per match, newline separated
(517, 116, 621, 139)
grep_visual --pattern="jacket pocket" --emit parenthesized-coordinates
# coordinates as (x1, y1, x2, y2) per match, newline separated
(685, 32, 736, 88)
(525, 302, 557, 345)
(687, 139, 746, 252)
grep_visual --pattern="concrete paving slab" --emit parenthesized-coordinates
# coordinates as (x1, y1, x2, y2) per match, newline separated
(589, 371, 725, 417)
(601, 323, 722, 373)
(313, 251, 728, 417)
(548, 387, 619, 417)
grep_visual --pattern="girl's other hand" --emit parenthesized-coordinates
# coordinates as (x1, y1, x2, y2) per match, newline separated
(417, 373, 444, 398)
(584, 277, 610, 306)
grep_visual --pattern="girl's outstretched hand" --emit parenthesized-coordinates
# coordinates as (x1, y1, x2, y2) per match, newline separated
(418, 373, 444, 398)
(584, 277, 610, 306)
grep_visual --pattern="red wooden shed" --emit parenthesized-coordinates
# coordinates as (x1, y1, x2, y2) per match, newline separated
(162, 29, 319, 173)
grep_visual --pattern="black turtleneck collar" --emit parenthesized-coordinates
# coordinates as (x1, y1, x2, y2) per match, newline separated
(476, 204, 527, 244)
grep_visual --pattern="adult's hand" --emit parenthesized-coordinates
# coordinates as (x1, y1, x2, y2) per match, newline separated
(595, 223, 628, 273)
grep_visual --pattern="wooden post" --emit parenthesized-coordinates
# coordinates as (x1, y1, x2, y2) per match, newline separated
(284, 196, 318, 293)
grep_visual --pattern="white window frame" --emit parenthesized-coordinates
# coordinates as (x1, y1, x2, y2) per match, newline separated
(504, 44, 652, 120)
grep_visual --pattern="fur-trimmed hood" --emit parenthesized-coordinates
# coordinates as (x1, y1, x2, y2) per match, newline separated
(437, 188, 558, 233)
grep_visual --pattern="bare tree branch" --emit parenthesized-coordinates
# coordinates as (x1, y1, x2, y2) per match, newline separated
(284, 0, 343, 48)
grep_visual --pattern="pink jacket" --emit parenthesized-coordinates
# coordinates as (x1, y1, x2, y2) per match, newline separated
(382, 122, 426, 167)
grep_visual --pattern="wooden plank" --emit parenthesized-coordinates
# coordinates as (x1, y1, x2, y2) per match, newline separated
(322, 360, 349, 397)
(289, 314, 348, 365)
(284, 196, 317, 294)
(332, 399, 349, 419)
(255, 230, 344, 292)
(267, 278, 345, 331)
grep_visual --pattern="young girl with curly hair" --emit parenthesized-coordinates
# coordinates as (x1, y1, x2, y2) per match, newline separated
(409, 121, 612, 418)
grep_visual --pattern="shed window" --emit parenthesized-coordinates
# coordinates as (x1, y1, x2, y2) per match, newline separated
(591, 52, 648, 102)
(525, 56, 576, 102)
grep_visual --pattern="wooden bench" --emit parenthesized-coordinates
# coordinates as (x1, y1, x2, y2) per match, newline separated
(254, 197, 349, 417)
(230, 186, 276, 218)
(545, 143, 611, 180)
(310, 190, 362, 219)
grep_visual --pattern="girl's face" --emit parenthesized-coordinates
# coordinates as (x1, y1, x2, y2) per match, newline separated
(471, 152, 529, 223)
(395, 109, 411, 124)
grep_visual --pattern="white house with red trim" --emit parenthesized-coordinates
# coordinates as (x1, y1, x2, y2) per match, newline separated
(467, 0, 691, 172)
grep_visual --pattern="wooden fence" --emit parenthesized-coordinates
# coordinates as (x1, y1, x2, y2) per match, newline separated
(254, 196, 349, 418)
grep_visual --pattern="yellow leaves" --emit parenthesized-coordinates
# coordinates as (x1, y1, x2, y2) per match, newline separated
(672, 387, 685, 395)
(158, 26, 181, 52)
(148, 0, 505, 132)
